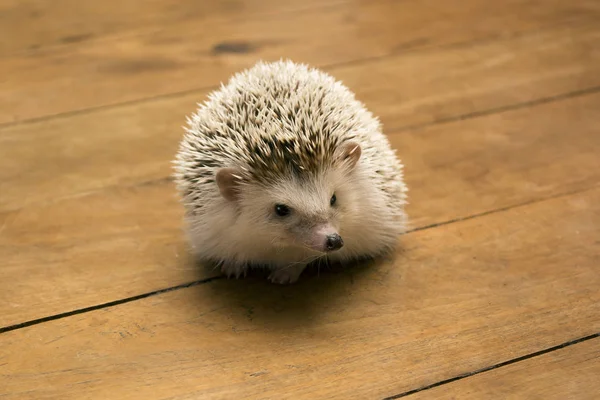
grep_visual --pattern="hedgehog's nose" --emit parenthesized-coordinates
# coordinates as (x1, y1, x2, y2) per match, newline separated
(325, 233, 344, 251)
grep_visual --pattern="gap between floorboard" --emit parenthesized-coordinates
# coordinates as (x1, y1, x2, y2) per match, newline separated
(382, 332, 600, 399)
(2, 84, 599, 218)
(0, 20, 587, 131)
(386, 85, 600, 133)
(0, 276, 222, 334)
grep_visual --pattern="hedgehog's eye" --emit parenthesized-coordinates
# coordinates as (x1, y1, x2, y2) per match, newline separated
(274, 204, 291, 217)
(330, 193, 337, 207)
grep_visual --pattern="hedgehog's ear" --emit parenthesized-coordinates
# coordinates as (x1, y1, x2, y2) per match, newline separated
(336, 141, 362, 169)
(216, 167, 243, 201)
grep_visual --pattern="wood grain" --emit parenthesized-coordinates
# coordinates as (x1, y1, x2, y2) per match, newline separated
(0, 0, 345, 56)
(1, 89, 599, 328)
(2, 24, 599, 213)
(2, 0, 599, 124)
(407, 338, 600, 400)
(1, 187, 598, 399)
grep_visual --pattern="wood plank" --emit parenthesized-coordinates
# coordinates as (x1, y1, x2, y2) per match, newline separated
(2, 0, 599, 124)
(2, 24, 600, 213)
(1, 88, 599, 328)
(1, 187, 598, 399)
(0, 0, 344, 56)
(407, 338, 600, 400)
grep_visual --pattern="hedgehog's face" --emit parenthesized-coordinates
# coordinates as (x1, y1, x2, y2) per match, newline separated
(257, 175, 344, 254)
(216, 141, 362, 254)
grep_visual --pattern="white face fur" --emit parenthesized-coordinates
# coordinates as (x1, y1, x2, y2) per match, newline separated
(216, 141, 364, 260)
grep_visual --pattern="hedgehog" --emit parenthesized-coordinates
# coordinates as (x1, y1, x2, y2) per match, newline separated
(173, 60, 407, 284)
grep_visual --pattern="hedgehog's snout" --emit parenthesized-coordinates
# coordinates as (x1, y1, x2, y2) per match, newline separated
(306, 224, 343, 253)
(325, 233, 344, 252)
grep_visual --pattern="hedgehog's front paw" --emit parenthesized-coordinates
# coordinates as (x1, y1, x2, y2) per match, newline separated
(220, 263, 247, 279)
(268, 265, 306, 285)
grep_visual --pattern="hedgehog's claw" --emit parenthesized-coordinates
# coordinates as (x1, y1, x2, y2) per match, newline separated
(221, 263, 246, 279)
(268, 265, 306, 285)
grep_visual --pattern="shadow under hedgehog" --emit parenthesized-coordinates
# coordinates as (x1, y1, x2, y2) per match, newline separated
(173, 60, 407, 284)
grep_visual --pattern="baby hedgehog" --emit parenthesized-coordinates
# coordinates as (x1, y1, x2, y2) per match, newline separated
(173, 60, 407, 284)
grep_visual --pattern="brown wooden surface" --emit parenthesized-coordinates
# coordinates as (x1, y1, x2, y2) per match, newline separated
(408, 338, 600, 400)
(0, 0, 345, 55)
(2, 188, 599, 399)
(2, 0, 599, 124)
(1, 0, 599, 398)
(3, 24, 600, 212)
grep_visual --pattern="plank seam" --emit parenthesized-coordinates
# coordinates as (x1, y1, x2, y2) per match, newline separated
(0, 21, 590, 131)
(405, 184, 599, 234)
(1, 184, 597, 334)
(382, 332, 600, 399)
(1, 84, 599, 218)
(387, 85, 600, 134)
(0, 276, 221, 334)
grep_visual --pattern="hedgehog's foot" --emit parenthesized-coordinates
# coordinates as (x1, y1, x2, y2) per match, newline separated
(220, 262, 247, 279)
(268, 264, 306, 285)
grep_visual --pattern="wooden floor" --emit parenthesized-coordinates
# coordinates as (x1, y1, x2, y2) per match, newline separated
(1, 0, 599, 398)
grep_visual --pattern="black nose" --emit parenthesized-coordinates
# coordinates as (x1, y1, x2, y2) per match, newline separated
(325, 234, 344, 251)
